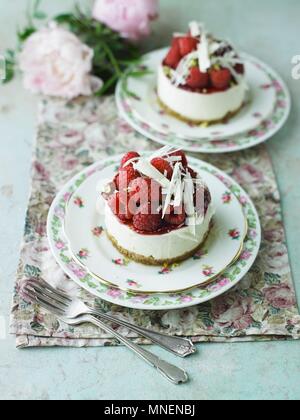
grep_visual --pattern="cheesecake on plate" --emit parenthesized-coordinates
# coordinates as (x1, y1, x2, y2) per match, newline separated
(157, 22, 247, 124)
(101, 147, 214, 266)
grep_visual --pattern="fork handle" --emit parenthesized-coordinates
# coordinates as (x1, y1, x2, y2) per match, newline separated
(83, 314, 188, 385)
(88, 308, 196, 358)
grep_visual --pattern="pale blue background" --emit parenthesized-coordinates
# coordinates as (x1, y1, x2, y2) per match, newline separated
(0, 0, 300, 400)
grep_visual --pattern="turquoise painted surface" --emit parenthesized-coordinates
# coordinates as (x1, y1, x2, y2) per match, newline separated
(0, 0, 300, 400)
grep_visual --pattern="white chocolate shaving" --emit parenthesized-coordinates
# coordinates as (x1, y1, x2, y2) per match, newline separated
(162, 162, 182, 217)
(189, 21, 203, 38)
(134, 159, 170, 189)
(198, 31, 211, 73)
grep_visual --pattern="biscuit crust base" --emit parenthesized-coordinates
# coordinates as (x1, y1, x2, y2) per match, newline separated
(157, 96, 244, 126)
(106, 223, 212, 266)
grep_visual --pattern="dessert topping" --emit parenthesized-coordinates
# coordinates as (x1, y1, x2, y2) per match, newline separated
(164, 22, 246, 91)
(186, 66, 209, 89)
(133, 203, 162, 232)
(120, 151, 140, 168)
(150, 157, 173, 180)
(209, 67, 232, 89)
(107, 147, 212, 233)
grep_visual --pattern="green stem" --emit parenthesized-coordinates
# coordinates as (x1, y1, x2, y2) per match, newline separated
(95, 73, 119, 96)
(101, 41, 122, 77)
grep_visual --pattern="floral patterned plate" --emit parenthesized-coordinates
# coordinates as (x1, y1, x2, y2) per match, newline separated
(116, 53, 290, 154)
(47, 156, 261, 310)
(63, 160, 247, 294)
(118, 49, 277, 142)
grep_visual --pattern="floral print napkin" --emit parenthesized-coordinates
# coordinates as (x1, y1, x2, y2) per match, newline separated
(10, 96, 300, 348)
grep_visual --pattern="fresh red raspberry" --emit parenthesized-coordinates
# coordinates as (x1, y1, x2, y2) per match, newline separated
(209, 68, 232, 90)
(151, 158, 173, 180)
(117, 165, 139, 191)
(130, 177, 162, 204)
(133, 203, 162, 233)
(120, 151, 140, 168)
(113, 173, 120, 190)
(169, 150, 188, 168)
(186, 67, 209, 89)
(178, 36, 198, 56)
(163, 38, 182, 69)
(164, 206, 186, 226)
(108, 192, 133, 222)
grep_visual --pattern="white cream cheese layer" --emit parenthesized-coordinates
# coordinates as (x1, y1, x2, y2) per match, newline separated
(104, 202, 214, 261)
(157, 65, 246, 122)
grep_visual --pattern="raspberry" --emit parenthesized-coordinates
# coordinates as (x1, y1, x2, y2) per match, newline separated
(130, 177, 162, 204)
(186, 67, 209, 89)
(163, 38, 182, 69)
(169, 150, 188, 168)
(178, 36, 198, 56)
(117, 165, 139, 190)
(113, 173, 119, 190)
(151, 158, 173, 180)
(164, 206, 186, 226)
(210, 68, 232, 90)
(187, 167, 198, 179)
(120, 151, 140, 168)
(108, 193, 133, 222)
(133, 203, 162, 232)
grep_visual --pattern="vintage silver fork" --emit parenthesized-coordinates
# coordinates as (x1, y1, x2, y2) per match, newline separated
(23, 281, 189, 385)
(24, 279, 195, 358)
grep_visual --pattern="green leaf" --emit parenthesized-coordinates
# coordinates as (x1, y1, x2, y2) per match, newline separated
(18, 26, 36, 42)
(54, 13, 75, 24)
(95, 74, 119, 96)
(2, 67, 14, 84)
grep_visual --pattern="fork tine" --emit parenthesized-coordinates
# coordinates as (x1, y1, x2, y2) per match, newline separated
(27, 279, 72, 302)
(23, 289, 65, 317)
(28, 282, 69, 308)
(25, 285, 67, 315)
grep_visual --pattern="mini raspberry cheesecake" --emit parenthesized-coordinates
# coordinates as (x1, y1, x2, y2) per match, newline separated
(158, 22, 247, 124)
(101, 148, 214, 266)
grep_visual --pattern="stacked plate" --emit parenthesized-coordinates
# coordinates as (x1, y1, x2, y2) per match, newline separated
(47, 155, 261, 310)
(116, 49, 291, 153)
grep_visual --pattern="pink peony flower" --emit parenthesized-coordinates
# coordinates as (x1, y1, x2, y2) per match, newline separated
(264, 284, 296, 309)
(92, 0, 159, 41)
(19, 23, 103, 99)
